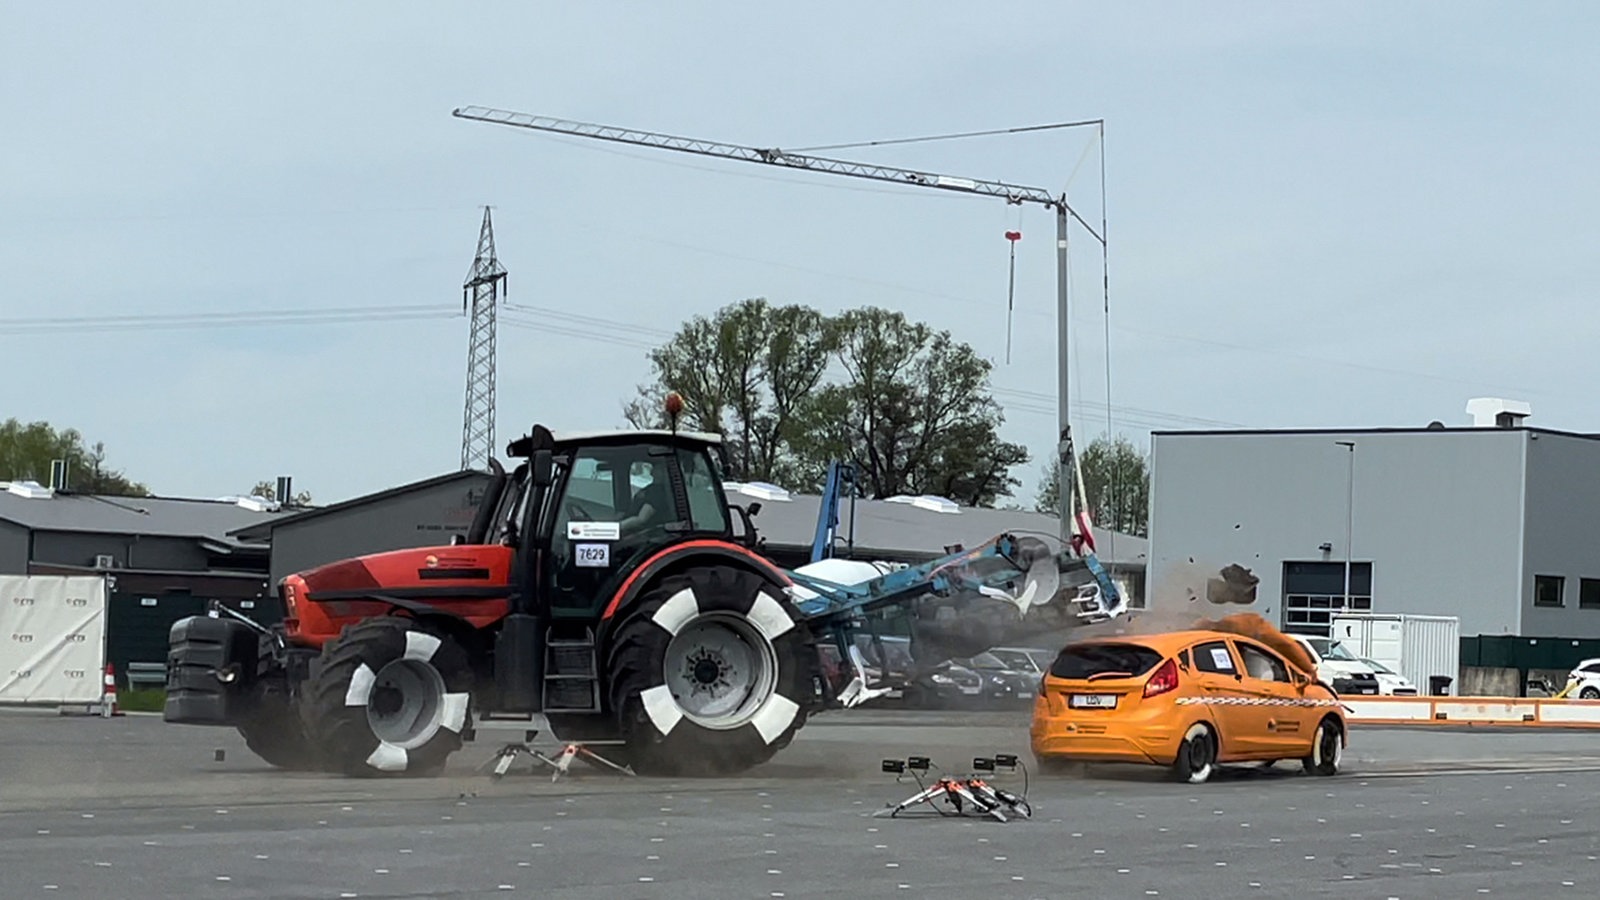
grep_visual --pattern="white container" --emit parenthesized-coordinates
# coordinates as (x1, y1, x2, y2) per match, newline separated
(1331, 613, 1460, 696)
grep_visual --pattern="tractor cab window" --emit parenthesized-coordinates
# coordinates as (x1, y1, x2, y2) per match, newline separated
(547, 443, 677, 614)
(676, 447, 731, 535)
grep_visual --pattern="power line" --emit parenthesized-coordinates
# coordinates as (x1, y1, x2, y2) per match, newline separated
(790, 119, 1105, 154)
(503, 303, 674, 339)
(500, 316, 659, 351)
(1, 306, 459, 335)
(0, 303, 449, 327)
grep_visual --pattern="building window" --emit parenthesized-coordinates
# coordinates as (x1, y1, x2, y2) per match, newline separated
(1583, 579, 1600, 611)
(1534, 575, 1565, 608)
(1282, 561, 1373, 637)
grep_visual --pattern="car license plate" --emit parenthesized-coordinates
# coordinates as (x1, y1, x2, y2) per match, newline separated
(1070, 694, 1117, 709)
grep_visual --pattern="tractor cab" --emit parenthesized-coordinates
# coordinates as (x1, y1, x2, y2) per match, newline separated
(493, 425, 754, 619)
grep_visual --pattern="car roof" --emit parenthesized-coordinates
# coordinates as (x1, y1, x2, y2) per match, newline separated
(1067, 629, 1259, 653)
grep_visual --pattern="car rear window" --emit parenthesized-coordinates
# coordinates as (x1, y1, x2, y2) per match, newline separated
(1049, 643, 1165, 679)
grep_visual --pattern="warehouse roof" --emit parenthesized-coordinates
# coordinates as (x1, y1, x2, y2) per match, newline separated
(727, 486, 1148, 567)
(0, 482, 289, 548)
(228, 469, 489, 540)
(213, 466, 1145, 567)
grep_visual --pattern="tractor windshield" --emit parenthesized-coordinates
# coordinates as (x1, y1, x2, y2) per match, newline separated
(676, 447, 731, 534)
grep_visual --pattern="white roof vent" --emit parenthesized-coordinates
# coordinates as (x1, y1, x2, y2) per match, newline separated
(724, 481, 792, 502)
(216, 494, 279, 512)
(1466, 398, 1531, 429)
(885, 494, 961, 514)
(5, 480, 54, 500)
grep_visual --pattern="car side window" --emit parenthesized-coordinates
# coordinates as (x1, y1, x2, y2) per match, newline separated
(1237, 642, 1291, 683)
(1191, 641, 1237, 675)
(1582, 663, 1600, 674)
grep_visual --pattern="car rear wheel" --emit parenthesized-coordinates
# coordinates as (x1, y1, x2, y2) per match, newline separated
(1171, 721, 1216, 784)
(1302, 716, 1343, 776)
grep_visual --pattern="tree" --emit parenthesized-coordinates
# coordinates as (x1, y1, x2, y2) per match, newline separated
(791, 307, 1027, 506)
(250, 480, 313, 507)
(624, 297, 833, 485)
(629, 301, 1029, 507)
(1034, 434, 1149, 537)
(0, 419, 149, 496)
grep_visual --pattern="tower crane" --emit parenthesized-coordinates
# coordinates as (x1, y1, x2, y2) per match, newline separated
(451, 106, 1104, 548)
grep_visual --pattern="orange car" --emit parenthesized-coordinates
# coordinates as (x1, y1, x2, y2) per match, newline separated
(1030, 629, 1348, 783)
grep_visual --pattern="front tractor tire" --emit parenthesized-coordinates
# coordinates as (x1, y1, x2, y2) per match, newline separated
(300, 617, 473, 777)
(236, 684, 319, 771)
(607, 565, 817, 777)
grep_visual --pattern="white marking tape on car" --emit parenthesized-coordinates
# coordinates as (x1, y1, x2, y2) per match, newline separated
(1176, 696, 1342, 708)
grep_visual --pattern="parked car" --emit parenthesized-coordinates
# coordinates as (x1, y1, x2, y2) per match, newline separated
(989, 647, 1051, 686)
(1287, 634, 1381, 696)
(1030, 628, 1347, 783)
(959, 651, 1039, 706)
(1564, 657, 1600, 699)
(1359, 657, 1419, 696)
(903, 660, 987, 708)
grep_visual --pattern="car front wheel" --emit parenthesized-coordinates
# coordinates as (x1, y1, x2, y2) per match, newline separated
(1303, 716, 1343, 776)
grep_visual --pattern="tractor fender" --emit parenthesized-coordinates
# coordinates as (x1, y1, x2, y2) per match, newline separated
(343, 595, 488, 662)
(598, 540, 789, 638)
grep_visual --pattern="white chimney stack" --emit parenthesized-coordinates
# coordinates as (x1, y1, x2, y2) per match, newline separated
(1466, 397, 1531, 428)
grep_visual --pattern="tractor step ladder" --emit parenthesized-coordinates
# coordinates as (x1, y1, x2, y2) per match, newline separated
(542, 626, 602, 713)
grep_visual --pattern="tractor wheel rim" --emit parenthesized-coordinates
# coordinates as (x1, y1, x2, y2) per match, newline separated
(366, 658, 447, 750)
(664, 612, 779, 730)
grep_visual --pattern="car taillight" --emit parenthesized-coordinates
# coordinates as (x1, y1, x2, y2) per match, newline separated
(1144, 658, 1179, 698)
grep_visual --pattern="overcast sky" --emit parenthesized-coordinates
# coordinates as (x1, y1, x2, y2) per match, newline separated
(4, 3, 1597, 505)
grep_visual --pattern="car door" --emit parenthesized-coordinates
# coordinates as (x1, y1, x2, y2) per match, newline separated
(1234, 640, 1310, 757)
(1185, 639, 1263, 757)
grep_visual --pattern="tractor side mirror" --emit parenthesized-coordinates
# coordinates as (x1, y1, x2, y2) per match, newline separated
(747, 501, 762, 518)
(532, 449, 554, 487)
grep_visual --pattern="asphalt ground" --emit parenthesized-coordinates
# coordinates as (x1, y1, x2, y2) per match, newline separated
(3, 708, 1600, 898)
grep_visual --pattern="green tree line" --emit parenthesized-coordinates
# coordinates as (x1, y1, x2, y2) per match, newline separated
(625, 296, 1150, 522)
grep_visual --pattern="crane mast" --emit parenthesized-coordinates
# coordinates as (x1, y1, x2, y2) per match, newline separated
(452, 105, 1104, 546)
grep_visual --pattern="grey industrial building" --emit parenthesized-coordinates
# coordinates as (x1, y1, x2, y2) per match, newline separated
(0, 458, 1146, 685)
(1145, 400, 1600, 674)
(237, 469, 1147, 602)
(0, 480, 288, 682)
(230, 470, 494, 587)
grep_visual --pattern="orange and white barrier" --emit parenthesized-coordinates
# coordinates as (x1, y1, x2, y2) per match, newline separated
(100, 663, 123, 717)
(1345, 695, 1600, 728)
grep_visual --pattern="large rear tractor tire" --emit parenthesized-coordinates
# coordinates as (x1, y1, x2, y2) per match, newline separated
(300, 617, 474, 777)
(607, 565, 818, 777)
(236, 684, 319, 771)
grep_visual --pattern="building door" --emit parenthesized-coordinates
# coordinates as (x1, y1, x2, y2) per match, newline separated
(1282, 561, 1372, 637)
(106, 590, 209, 687)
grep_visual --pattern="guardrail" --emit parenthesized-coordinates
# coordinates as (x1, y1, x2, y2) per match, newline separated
(1345, 695, 1600, 728)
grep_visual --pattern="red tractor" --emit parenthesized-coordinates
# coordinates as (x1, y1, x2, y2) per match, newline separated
(166, 422, 1126, 777)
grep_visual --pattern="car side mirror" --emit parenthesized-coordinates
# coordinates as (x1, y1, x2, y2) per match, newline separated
(532, 449, 554, 487)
